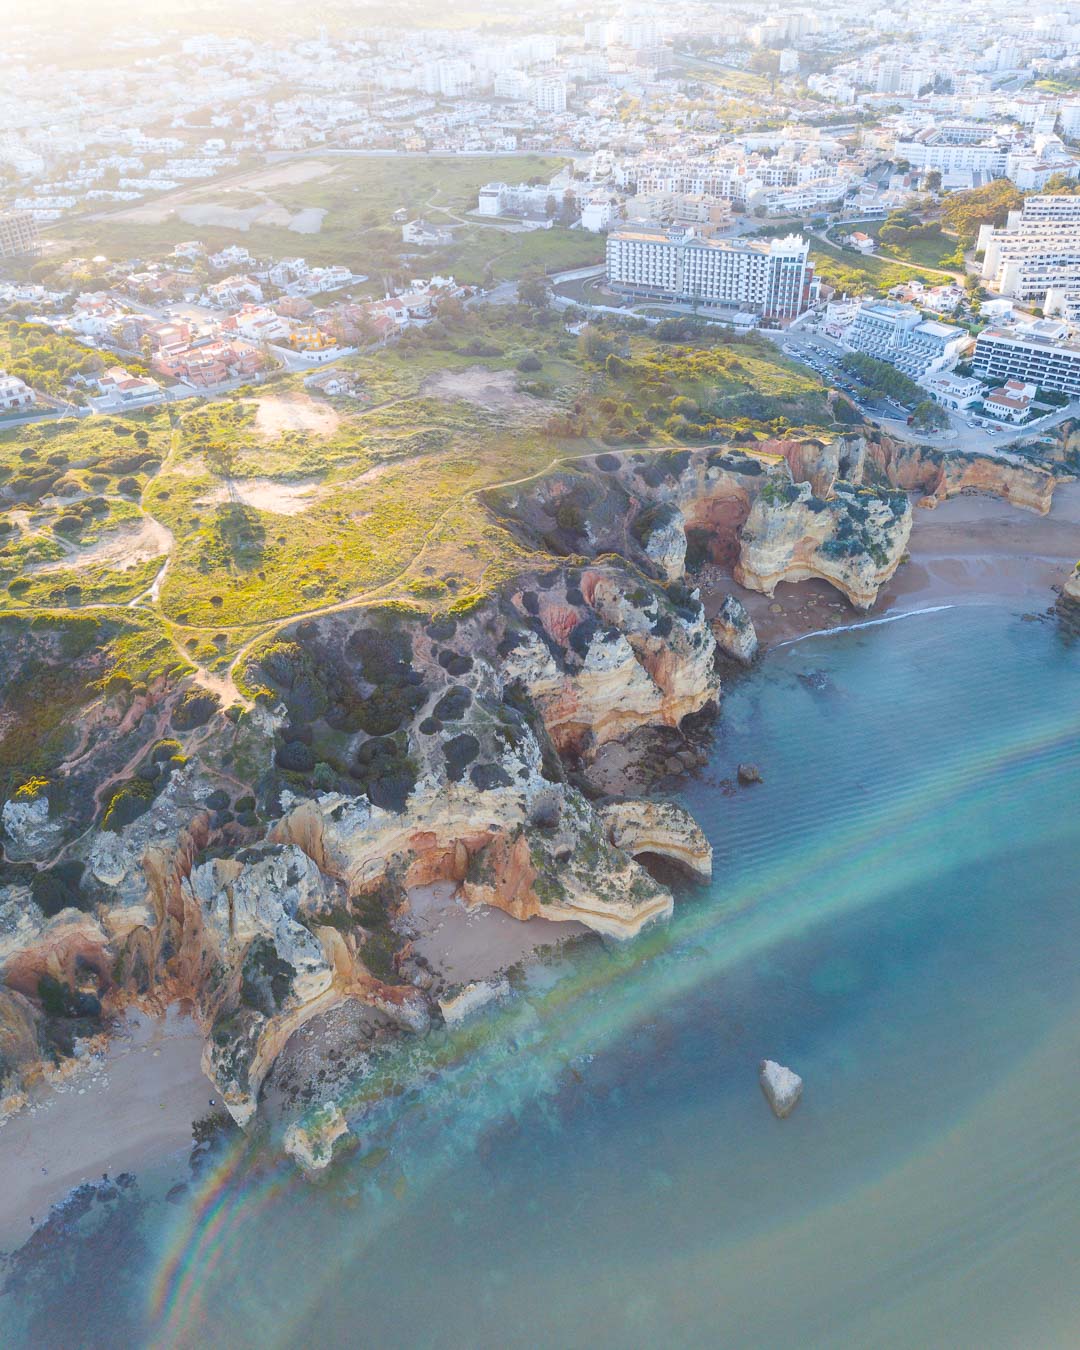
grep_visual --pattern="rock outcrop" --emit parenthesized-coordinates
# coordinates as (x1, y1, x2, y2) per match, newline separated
(0, 987, 46, 1115)
(1060, 562, 1080, 607)
(735, 479, 912, 609)
(712, 594, 758, 665)
(864, 441, 1062, 515)
(636, 503, 687, 580)
(502, 566, 720, 759)
(283, 1101, 351, 1173)
(598, 799, 712, 881)
(760, 1059, 803, 1118)
(1, 793, 63, 862)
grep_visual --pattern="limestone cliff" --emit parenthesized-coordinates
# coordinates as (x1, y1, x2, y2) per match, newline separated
(2, 428, 1065, 1136)
(712, 594, 758, 665)
(735, 479, 912, 609)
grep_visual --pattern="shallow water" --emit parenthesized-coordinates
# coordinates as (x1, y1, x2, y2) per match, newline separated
(2, 605, 1079, 1349)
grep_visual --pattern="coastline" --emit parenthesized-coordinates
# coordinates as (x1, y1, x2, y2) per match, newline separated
(0, 1006, 212, 1247)
(3, 482, 1077, 1246)
(703, 482, 1080, 650)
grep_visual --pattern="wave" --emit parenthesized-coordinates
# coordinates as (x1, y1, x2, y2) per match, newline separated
(773, 604, 958, 648)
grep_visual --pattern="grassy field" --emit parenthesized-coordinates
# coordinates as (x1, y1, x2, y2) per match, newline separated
(0, 304, 846, 689)
(867, 224, 963, 271)
(811, 240, 944, 296)
(43, 153, 597, 283)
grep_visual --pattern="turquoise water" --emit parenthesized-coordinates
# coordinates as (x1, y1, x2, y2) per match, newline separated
(3, 605, 1079, 1348)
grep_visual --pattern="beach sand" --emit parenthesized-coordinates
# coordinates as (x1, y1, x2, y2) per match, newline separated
(706, 482, 1080, 649)
(405, 882, 594, 988)
(0, 1007, 212, 1245)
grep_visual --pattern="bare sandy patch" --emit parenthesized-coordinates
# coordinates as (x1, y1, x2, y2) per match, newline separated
(251, 393, 340, 439)
(405, 882, 592, 987)
(30, 517, 172, 574)
(197, 478, 320, 515)
(420, 366, 552, 420)
(237, 160, 335, 191)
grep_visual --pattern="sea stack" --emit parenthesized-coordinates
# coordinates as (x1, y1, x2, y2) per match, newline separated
(760, 1059, 803, 1118)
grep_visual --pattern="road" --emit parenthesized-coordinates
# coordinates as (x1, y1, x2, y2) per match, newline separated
(769, 328, 1078, 455)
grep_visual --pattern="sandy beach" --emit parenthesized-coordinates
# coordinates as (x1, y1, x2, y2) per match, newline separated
(708, 481, 1080, 649)
(405, 882, 594, 988)
(0, 1007, 213, 1246)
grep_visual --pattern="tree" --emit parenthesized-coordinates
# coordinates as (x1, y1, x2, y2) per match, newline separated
(911, 400, 949, 432)
(206, 443, 237, 479)
(518, 270, 551, 308)
(925, 170, 942, 192)
(545, 194, 558, 219)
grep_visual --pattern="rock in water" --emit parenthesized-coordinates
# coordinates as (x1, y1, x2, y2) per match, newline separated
(759, 1059, 803, 1118)
(712, 595, 758, 665)
(737, 762, 763, 785)
(284, 1102, 350, 1174)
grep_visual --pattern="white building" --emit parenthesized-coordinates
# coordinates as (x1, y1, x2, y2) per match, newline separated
(978, 194, 1080, 319)
(580, 197, 620, 232)
(844, 301, 968, 379)
(532, 78, 567, 115)
(0, 371, 34, 411)
(924, 371, 983, 411)
(605, 228, 814, 321)
(974, 323, 1080, 396)
(984, 378, 1037, 422)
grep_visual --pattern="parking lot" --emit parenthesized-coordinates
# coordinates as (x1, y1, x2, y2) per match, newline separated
(769, 329, 1077, 455)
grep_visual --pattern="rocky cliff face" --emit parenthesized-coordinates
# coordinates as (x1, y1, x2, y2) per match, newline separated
(735, 479, 912, 609)
(0, 429, 1068, 1135)
(0, 556, 722, 1126)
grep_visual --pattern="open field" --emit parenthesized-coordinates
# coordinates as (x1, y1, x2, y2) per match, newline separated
(810, 240, 945, 295)
(841, 220, 964, 272)
(44, 153, 596, 283)
(0, 304, 841, 695)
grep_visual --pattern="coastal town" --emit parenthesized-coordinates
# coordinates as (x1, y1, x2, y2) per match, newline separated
(5, 1, 1080, 447)
(1, 5, 1080, 1346)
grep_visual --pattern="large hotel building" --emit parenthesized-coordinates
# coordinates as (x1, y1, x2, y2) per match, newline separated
(605, 227, 814, 321)
(0, 211, 39, 259)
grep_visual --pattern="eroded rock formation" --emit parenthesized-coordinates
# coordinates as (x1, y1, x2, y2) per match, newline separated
(735, 479, 912, 609)
(712, 594, 758, 665)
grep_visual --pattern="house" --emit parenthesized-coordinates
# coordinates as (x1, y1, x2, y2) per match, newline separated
(0, 371, 34, 411)
(206, 275, 264, 309)
(923, 371, 983, 411)
(848, 231, 875, 254)
(288, 324, 337, 352)
(208, 244, 253, 271)
(304, 369, 365, 398)
(154, 338, 264, 388)
(401, 219, 454, 247)
(90, 367, 165, 411)
(274, 296, 316, 320)
(225, 304, 291, 343)
(984, 378, 1037, 422)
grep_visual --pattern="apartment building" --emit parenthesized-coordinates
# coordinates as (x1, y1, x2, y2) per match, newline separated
(532, 78, 567, 115)
(605, 228, 813, 321)
(978, 195, 1080, 317)
(0, 211, 39, 259)
(844, 301, 967, 379)
(973, 323, 1080, 396)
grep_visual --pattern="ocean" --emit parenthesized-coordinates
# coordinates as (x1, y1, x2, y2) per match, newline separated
(3, 603, 1079, 1349)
